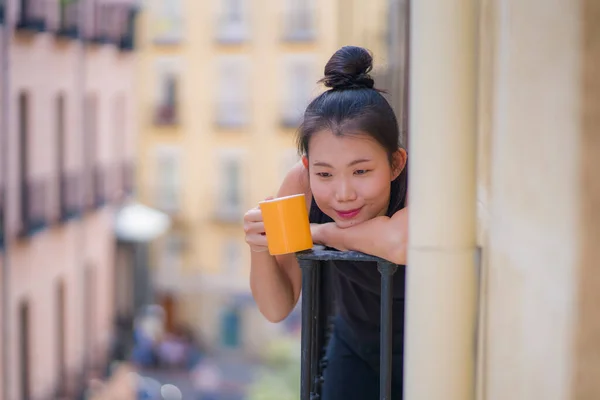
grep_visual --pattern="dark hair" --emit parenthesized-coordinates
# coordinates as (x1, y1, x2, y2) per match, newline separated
(297, 46, 403, 159)
(297, 46, 408, 212)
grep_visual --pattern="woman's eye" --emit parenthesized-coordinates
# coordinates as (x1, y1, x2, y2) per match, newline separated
(316, 172, 332, 178)
(354, 169, 370, 175)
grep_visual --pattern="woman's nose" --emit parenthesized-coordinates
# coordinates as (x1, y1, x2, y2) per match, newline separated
(335, 179, 357, 202)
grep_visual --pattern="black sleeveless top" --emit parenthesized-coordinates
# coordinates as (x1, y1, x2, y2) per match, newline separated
(309, 169, 408, 342)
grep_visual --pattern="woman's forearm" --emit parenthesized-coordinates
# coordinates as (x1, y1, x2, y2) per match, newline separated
(316, 213, 408, 265)
(249, 251, 299, 323)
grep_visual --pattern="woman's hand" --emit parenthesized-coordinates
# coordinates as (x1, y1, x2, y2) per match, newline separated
(311, 223, 348, 251)
(244, 206, 269, 253)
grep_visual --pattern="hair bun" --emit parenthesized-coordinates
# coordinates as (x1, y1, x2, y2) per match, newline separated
(320, 46, 375, 90)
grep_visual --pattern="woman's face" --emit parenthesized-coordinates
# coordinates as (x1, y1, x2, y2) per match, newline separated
(306, 130, 405, 228)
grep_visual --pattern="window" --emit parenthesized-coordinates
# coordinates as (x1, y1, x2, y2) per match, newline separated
(217, 150, 243, 219)
(154, 57, 181, 125)
(56, 94, 66, 214)
(282, 55, 316, 127)
(18, 92, 30, 229)
(154, 145, 182, 213)
(156, 234, 184, 290)
(19, 300, 31, 400)
(216, 56, 249, 127)
(56, 281, 67, 386)
(84, 94, 99, 207)
(284, 0, 315, 40)
(83, 266, 96, 364)
(223, 238, 242, 275)
(217, 0, 248, 42)
(150, 0, 184, 44)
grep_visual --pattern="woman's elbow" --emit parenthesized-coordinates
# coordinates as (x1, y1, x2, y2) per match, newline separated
(258, 304, 293, 323)
(385, 241, 407, 265)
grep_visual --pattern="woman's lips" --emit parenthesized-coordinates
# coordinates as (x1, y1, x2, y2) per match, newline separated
(335, 207, 362, 219)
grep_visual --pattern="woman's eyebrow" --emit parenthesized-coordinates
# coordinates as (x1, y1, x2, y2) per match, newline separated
(312, 158, 372, 168)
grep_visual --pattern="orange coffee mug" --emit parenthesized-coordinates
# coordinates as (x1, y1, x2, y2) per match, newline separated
(259, 194, 313, 255)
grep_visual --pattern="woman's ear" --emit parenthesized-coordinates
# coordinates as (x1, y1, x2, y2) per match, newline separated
(391, 149, 407, 180)
(302, 155, 309, 169)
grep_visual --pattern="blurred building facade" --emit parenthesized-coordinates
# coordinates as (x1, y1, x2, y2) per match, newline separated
(135, 0, 344, 356)
(0, 0, 138, 398)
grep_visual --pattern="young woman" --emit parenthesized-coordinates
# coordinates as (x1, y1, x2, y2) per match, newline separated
(244, 46, 408, 400)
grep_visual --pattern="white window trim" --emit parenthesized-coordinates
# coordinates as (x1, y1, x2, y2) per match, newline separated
(153, 145, 182, 213)
(215, 149, 245, 221)
(216, 56, 250, 127)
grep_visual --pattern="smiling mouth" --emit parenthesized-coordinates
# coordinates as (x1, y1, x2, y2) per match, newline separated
(335, 207, 363, 219)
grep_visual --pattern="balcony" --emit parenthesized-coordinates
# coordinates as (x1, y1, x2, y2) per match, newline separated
(56, 0, 80, 39)
(296, 249, 400, 399)
(0, 0, 5, 24)
(88, 2, 134, 48)
(19, 178, 48, 237)
(154, 103, 178, 126)
(93, 165, 107, 208)
(118, 6, 137, 51)
(16, 0, 48, 32)
(216, 102, 247, 128)
(122, 161, 134, 195)
(59, 171, 81, 221)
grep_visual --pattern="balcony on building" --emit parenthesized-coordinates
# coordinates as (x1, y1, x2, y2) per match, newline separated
(56, 0, 80, 39)
(122, 161, 134, 195)
(87, 0, 136, 49)
(216, 101, 247, 129)
(16, 0, 48, 32)
(118, 6, 137, 51)
(216, 19, 248, 45)
(59, 171, 82, 221)
(19, 177, 48, 237)
(0, 0, 5, 24)
(93, 165, 107, 208)
(154, 102, 178, 126)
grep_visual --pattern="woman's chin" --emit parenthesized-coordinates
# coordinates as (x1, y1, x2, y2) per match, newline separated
(333, 217, 367, 229)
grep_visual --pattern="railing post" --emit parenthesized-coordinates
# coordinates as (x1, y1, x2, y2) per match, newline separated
(299, 258, 317, 400)
(378, 261, 398, 400)
(297, 250, 401, 399)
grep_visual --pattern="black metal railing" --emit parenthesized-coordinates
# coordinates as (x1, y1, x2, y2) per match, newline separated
(16, 0, 47, 32)
(19, 178, 48, 237)
(59, 171, 81, 221)
(118, 6, 137, 51)
(0, 0, 6, 25)
(296, 249, 400, 400)
(122, 161, 134, 195)
(93, 165, 107, 207)
(56, 0, 80, 38)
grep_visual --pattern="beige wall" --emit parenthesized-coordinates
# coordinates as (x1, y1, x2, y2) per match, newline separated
(476, 0, 600, 399)
(571, 0, 600, 397)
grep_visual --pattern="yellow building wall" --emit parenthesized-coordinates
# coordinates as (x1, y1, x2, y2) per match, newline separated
(136, 0, 343, 352)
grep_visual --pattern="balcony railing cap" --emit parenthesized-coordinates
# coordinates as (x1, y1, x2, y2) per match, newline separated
(296, 247, 397, 264)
